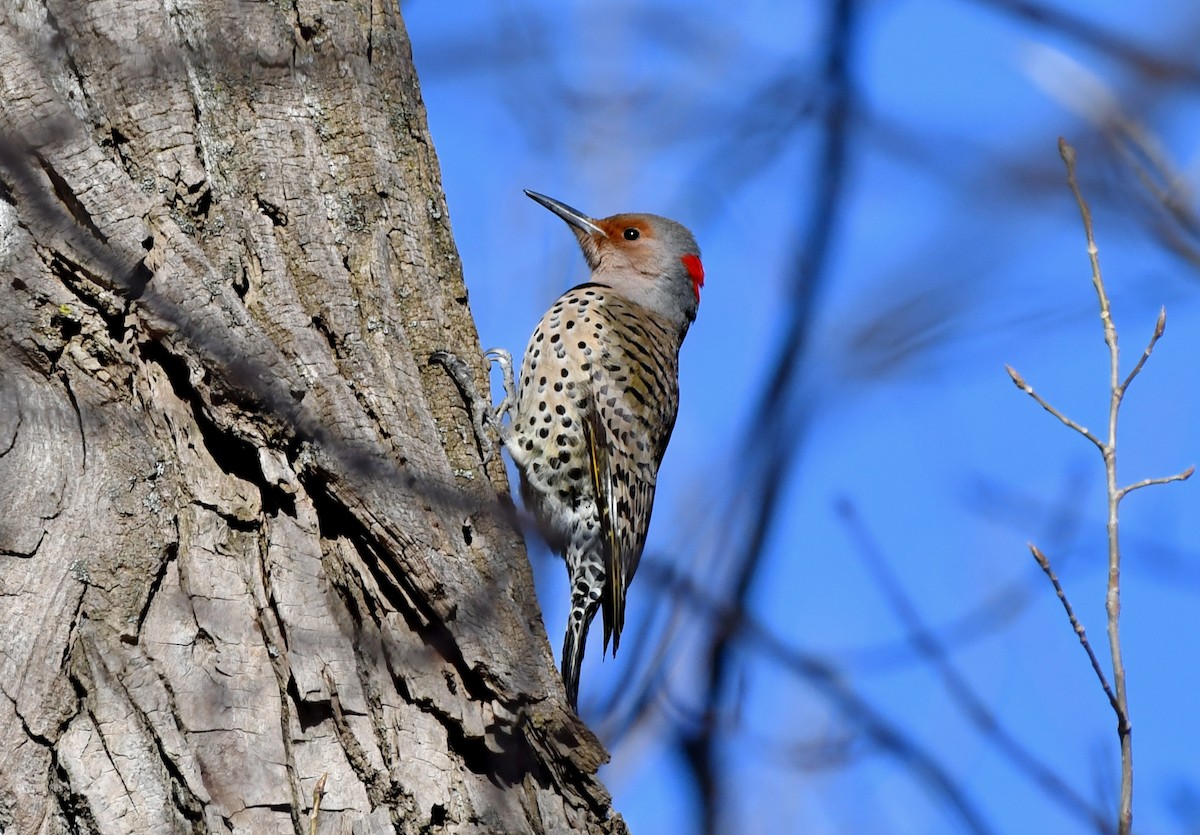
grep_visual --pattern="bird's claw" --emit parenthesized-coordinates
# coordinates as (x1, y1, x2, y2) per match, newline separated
(484, 348, 517, 425)
(430, 350, 499, 464)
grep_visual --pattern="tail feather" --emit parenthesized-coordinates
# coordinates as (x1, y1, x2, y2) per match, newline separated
(561, 600, 599, 711)
(562, 621, 584, 710)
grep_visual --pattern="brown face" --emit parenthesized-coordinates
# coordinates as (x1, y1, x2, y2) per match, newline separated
(596, 214, 650, 238)
(593, 214, 705, 304)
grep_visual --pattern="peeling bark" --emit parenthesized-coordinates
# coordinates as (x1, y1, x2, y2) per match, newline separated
(0, 2, 620, 833)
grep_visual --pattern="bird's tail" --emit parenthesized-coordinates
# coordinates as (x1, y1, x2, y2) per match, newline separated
(561, 600, 598, 711)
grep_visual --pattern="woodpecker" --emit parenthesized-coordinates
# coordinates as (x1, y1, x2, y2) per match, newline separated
(481, 190, 704, 709)
(432, 191, 703, 708)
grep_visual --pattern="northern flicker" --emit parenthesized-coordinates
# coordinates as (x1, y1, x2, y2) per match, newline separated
(435, 190, 703, 710)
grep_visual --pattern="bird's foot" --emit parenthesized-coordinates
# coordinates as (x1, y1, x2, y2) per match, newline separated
(430, 350, 501, 464)
(484, 347, 517, 425)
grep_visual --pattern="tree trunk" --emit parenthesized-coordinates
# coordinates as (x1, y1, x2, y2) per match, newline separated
(0, 2, 619, 832)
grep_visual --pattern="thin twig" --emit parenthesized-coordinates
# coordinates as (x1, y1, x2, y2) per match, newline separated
(1005, 365, 1105, 452)
(1059, 138, 1115, 352)
(1029, 544, 1118, 713)
(309, 773, 328, 835)
(1117, 466, 1194, 501)
(1119, 308, 1165, 394)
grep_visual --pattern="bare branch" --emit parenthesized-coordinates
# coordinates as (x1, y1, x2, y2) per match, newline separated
(1028, 544, 1121, 717)
(1119, 307, 1166, 393)
(309, 773, 328, 835)
(1059, 138, 1117, 356)
(1059, 137, 1134, 834)
(1117, 466, 1194, 501)
(1004, 364, 1105, 451)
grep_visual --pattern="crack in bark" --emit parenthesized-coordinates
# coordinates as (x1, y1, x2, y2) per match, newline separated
(128, 538, 177, 642)
(58, 366, 87, 470)
(253, 531, 307, 835)
(33, 152, 107, 244)
(74, 632, 210, 827)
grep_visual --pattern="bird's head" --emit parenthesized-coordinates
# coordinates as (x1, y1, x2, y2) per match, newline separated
(525, 189, 704, 325)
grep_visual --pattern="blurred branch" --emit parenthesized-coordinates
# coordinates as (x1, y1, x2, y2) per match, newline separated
(678, 0, 858, 831)
(838, 500, 1110, 832)
(845, 468, 1089, 673)
(1024, 45, 1200, 267)
(972, 0, 1200, 85)
(645, 563, 997, 835)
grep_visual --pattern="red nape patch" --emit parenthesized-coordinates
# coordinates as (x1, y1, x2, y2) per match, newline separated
(681, 254, 705, 302)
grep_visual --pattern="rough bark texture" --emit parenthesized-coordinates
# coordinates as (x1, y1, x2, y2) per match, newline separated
(0, 2, 621, 833)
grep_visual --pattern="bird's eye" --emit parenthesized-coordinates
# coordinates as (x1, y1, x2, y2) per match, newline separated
(623, 228, 640, 241)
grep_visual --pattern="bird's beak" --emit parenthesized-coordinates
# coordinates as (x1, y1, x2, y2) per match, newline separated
(524, 190, 606, 237)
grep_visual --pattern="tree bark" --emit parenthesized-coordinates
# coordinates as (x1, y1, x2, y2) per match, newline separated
(0, 2, 620, 832)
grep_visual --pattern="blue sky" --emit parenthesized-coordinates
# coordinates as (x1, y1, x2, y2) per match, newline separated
(406, 2, 1200, 832)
